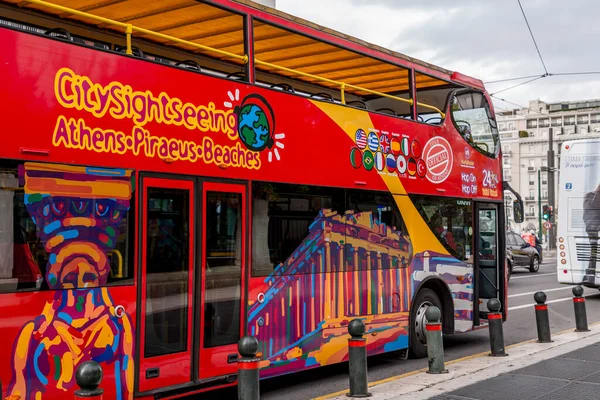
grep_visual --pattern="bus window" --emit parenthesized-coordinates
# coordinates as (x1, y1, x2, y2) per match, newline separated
(251, 182, 345, 277)
(410, 195, 473, 261)
(0, 160, 135, 293)
(451, 90, 499, 157)
(346, 190, 409, 270)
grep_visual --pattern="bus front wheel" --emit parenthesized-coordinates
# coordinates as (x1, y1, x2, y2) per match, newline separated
(409, 288, 442, 359)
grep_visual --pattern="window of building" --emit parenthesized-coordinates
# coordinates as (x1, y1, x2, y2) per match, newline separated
(542, 158, 548, 167)
(551, 117, 562, 127)
(504, 144, 511, 153)
(529, 144, 534, 153)
(499, 123, 505, 131)
(529, 205, 535, 214)
(529, 159, 535, 168)
(529, 190, 534, 199)
(542, 130, 548, 138)
(0, 161, 135, 293)
(542, 143, 548, 152)
(508, 123, 515, 130)
(503, 169, 510, 177)
(410, 195, 473, 261)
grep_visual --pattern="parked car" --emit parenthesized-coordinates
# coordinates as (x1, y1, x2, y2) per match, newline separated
(507, 248, 514, 281)
(506, 231, 540, 273)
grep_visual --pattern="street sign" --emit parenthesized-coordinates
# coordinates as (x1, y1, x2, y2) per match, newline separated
(543, 221, 552, 229)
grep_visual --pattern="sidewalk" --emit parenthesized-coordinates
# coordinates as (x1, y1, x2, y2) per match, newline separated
(327, 324, 600, 400)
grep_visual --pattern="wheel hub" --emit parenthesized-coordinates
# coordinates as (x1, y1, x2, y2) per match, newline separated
(414, 300, 433, 346)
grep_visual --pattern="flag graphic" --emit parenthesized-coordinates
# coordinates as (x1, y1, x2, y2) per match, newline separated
(411, 140, 422, 158)
(355, 129, 367, 149)
(368, 132, 379, 152)
(350, 147, 363, 168)
(417, 159, 426, 177)
(386, 154, 397, 172)
(379, 135, 391, 154)
(407, 158, 417, 176)
(390, 137, 401, 155)
(363, 150, 374, 171)
(375, 152, 384, 171)
(401, 137, 410, 156)
(397, 155, 407, 174)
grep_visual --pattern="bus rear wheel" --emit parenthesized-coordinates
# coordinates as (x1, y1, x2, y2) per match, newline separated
(409, 288, 442, 359)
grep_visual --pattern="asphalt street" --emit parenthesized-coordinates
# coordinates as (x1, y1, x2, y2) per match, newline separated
(206, 255, 600, 399)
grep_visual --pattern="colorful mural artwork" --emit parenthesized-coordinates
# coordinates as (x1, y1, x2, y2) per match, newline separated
(411, 251, 475, 333)
(7, 163, 134, 400)
(247, 209, 413, 376)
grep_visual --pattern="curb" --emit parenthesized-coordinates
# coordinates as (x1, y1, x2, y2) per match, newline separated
(314, 321, 600, 400)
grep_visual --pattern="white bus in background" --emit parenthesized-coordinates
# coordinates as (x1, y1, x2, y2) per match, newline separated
(557, 139, 600, 287)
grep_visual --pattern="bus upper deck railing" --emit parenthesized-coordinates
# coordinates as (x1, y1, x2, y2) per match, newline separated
(23, 0, 446, 118)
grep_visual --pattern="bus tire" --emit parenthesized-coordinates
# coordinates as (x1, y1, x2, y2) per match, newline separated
(409, 288, 442, 359)
(529, 255, 540, 273)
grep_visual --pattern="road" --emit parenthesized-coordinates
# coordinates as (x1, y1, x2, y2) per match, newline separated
(207, 255, 600, 399)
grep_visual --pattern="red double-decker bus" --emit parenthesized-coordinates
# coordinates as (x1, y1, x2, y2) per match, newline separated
(0, 1, 523, 399)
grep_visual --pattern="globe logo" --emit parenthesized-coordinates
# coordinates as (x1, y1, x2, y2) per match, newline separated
(236, 94, 276, 152)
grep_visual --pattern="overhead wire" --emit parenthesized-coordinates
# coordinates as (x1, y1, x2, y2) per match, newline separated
(490, 75, 546, 96)
(517, 0, 548, 75)
(484, 74, 545, 84)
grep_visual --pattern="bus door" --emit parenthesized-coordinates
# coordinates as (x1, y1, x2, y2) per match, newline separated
(473, 203, 505, 324)
(198, 182, 246, 379)
(139, 177, 195, 392)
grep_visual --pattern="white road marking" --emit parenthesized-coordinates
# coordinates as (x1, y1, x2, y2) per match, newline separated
(508, 292, 598, 311)
(510, 272, 557, 280)
(508, 286, 572, 298)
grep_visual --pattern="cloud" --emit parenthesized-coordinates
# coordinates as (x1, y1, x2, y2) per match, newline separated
(275, 0, 600, 107)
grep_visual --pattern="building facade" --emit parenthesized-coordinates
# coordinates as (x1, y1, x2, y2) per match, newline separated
(499, 99, 600, 235)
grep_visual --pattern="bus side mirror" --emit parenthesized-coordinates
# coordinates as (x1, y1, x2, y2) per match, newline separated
(513, 200, 524, 223)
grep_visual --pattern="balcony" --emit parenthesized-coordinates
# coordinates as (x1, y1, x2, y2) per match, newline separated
(551, 122, 562, 127)
(525, 212, 536, 217)
(564, 121, 576, 126)
(525, 196, 536, 201)
(527, 166, 536, 171)
(529, 181, 535, 185)
(542, 180, 547, 185)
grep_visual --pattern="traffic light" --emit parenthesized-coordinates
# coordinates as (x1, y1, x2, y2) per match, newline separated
(548, 206, 554, 220)
(542, 204, 549, 220)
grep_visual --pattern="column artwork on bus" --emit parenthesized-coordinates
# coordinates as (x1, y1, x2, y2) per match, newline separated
(248, 209, 413, 375)
(8, 163, 134, 400)
(247, 206, 474, 376)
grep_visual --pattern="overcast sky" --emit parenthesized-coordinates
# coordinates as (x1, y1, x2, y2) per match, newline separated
(276, 0, 600, 112)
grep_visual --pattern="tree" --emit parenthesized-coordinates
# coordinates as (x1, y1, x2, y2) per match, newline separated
(519, 130, 529, 138)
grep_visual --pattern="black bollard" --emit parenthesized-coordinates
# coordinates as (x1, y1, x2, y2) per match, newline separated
(425, 306, 448, 374)
(487, 299, 508, 357)
(74, 360, 103, 399)
(238, 336, 260, 400)
(347, 319, 372, 398)
(573, 286, 590, 332)
(534, 291, 552, 343)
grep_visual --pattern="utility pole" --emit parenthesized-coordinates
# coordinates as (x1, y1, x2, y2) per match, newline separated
(548, 127, 556, 249)
(538, 168, 542, 234)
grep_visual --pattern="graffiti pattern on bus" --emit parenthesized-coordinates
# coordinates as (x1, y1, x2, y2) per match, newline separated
(8, 163, 134, 400)
(411, 252, 474, 332)
(247, 209, 413, 376)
